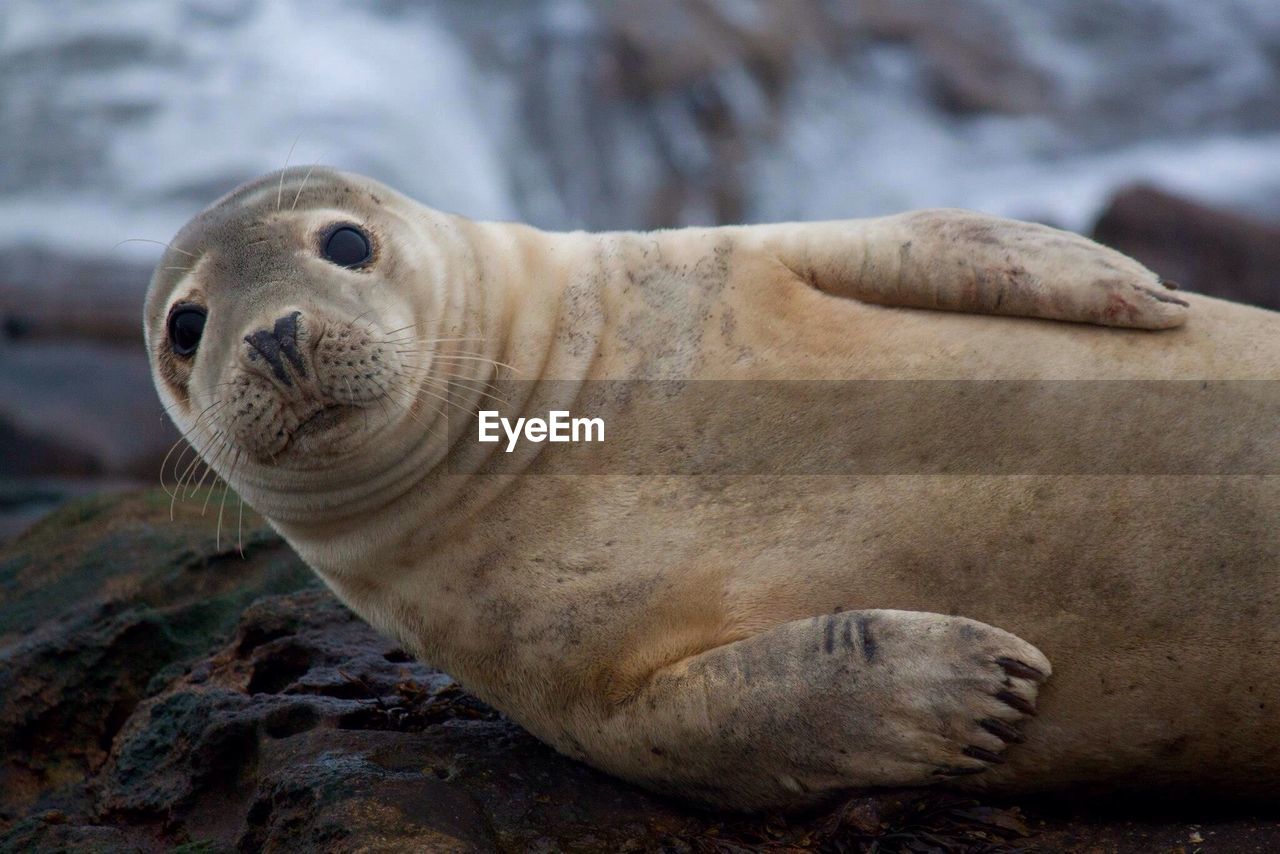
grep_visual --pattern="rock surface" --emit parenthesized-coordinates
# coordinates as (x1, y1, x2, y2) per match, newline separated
(0, 249, 182, 538)
(0, 248, 151, 345)
(1093, 184, 1280, 311)
(2, 491, 1278, 851)
(0, 341, 178, 481)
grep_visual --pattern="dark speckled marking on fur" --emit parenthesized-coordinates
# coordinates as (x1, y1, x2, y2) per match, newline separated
(925, 214, 1001, 246)
(857, 616, 878, 663)
(719, 306, 737, 341)
(556, 257, 607, 360)
(521, 574, 665, 658)
(478, 591, 522, 645)
(608, 234, 734, 376)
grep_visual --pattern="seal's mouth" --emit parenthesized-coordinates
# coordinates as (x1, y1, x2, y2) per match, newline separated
(278, 403, 363, 460)
(294, 404, 351, 437)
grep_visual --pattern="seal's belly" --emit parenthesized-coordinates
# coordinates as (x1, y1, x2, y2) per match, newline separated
(519, 277, 1280, 781)
(493, 468, 1279, 785)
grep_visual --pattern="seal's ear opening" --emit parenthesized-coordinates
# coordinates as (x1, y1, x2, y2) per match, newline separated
(322, 224, 372, 268)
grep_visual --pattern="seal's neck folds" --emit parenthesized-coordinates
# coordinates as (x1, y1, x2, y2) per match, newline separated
(261, 220, 603, 562)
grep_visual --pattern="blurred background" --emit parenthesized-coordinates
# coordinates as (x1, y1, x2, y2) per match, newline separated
(3, 0, 1280, 539)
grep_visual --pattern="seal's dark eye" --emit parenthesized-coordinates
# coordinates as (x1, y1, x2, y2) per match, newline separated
(323, 225, 371, 268)
(168, 306, 206, 357)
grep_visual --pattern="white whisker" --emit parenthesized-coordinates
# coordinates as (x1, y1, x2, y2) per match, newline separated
(412, 352, 522, 374)
(198, 438, 235, 515)
(219, 448, 243, 552)
(114, 238, 197, 258)
(277, 134, 302, 211)
(434, 374, 509, 406)
(291, 152, 330, 210)
(159, 399, 225, 496)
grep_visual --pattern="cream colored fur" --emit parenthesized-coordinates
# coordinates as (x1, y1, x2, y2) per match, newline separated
(145, 168, 1278, 810)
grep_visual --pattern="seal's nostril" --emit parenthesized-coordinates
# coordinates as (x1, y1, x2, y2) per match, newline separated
(272, 311, 301, 348)
(273, 312, 307, 377)
(245, 311, 307, 386)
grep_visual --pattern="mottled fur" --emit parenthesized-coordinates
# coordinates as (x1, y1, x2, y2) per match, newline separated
(145, 168, 1277, 810)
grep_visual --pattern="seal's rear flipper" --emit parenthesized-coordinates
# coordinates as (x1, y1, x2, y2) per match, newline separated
(743, 210, 1189, 330)
(567, 609, 1051, 811)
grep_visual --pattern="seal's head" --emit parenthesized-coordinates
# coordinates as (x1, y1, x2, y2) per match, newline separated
(145, 167, 466, 519)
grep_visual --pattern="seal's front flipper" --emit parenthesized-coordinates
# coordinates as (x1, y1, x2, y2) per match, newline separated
(574, 609, 1052, 810)
(744, 210, 1189, 329)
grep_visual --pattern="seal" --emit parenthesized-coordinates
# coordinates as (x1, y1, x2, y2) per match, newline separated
(145, 167, 1279, 810)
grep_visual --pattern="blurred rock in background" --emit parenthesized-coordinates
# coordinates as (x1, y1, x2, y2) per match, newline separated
(2, 0, 1280, 540)
(6, 0, 1280, 245)
(1093, 183, 1280, 311)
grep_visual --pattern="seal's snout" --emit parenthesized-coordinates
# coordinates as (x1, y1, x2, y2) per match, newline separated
(221, 309, 408, 465)
(245, 311, 307, 387)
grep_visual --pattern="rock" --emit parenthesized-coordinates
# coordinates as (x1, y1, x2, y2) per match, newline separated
(1092, 183, 1280, 311)
(0, 477, 139, 547)
(3, 491, 1278, 851)
(605, 0, 831, 98)
(0, 257, 185, 543)
(855, 0, 1051, 114)
(0, 248, 180, 529)
(0, 247, 152, 346)
(0, 491, 313, 831)
(0, 340, 179, 481)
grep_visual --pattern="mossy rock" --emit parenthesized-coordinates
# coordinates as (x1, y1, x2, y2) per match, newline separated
(0, 490, 315, 830)
(2, 491, 1275, 852)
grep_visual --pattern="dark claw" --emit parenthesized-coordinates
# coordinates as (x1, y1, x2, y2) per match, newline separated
(996, 657, 1046, 682)
(935, 765, 987, 777)
(962, 745, 1006, 764)
(1144, 286, 1190, 306)
(1159, 277, 1180, 290)
(996, 690, 1036, 716)
(980, 718, 1025, 744)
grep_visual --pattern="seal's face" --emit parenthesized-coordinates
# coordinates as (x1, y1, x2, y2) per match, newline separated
(145, 168, 435, 483)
